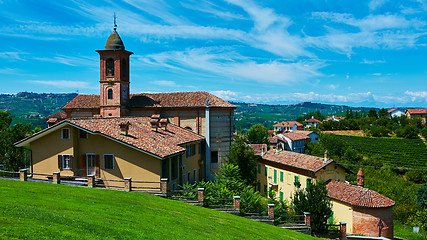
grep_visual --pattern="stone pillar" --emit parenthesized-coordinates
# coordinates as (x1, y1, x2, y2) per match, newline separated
(19, 169, 27, 181)
(268, 204, 275, 219)
(198, 188, 204, 203)
(304, 212, 311, 226)
(233, 196, 240, 211)
(88, 175, 95, 188)
(52, 172, 60, 184)
(340, 222, 347, 240)
(124, 177, 132, 192)
(160, 178, 168, 194)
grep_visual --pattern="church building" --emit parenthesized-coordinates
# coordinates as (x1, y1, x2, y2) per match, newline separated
(46, 26, 235, 180)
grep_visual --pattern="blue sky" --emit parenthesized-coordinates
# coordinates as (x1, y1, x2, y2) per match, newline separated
(1, 0, 426, 108)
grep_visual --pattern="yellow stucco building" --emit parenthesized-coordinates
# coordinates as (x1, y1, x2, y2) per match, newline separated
(256, 150, 395, 238)
(15, 116, 205, 190)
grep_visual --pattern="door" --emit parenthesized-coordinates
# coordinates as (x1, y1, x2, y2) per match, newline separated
(87, 154, 96, 176)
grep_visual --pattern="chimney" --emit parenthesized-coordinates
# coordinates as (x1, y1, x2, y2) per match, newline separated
(324, 150, 329, 162)
(119, 121, 130, 135)
(159, 118, 168, 130)
(150, 114, 160, 131)
(357, 168, 365, 187)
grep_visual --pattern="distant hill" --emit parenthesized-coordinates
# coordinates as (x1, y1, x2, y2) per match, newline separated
(232, 101, 374, 130)
(0, 92, 375, 130)
(0, 92, 77, 129)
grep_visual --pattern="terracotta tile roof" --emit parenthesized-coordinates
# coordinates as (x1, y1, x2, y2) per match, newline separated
(16, 117, 204, 159)
(260, 150, 334, 172)
(269, 136, 278, 144)
(249, 144, 268, 154)
(66, 117, 204, 158)
(47, 111, 67, 119)
(128, 91, 235, 108)
(62, 92, 235, 110)
(326, 180, 395, 208)
(281, 132, 310, 141)
(387, 108, 399, 113)
(406, 109, 427, 114)
(62, 95, 100, 109)
(267, 130, 275, 137)
(293, 130, 315, 136)
(304, 118, 321, 123)
(273, 121, 303, 127)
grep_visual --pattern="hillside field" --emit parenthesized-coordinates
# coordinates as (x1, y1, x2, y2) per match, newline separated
(333, 135, 427, 169)
(0, 180, 319, 240)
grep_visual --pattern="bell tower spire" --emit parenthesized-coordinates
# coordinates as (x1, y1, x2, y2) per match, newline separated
(96, 15, 133, 118)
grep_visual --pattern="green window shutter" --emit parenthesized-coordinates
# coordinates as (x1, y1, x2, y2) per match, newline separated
(265, 166, 268, 176)
(306, 178, 311, 188)
(257, 182, 261, 192)
(294, 175, 299, 183)
(280, 172, 284, 182)
(274, 169, 277, 184)
(294, 175, 301, 188)
(280, 191, 284, 201)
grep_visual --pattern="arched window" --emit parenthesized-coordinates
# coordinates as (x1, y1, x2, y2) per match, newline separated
(184, 126, 193, 132)
(106, 58, 114, 77)
(107, 89, 113, 99)
(121, 59, 127, 79)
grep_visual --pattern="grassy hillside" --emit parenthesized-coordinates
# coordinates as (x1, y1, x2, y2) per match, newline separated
(0, 180, 319, 240)
(333, 135, 427, 169)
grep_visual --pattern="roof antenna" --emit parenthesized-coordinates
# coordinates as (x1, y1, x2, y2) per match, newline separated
(113, 12, 117, 31)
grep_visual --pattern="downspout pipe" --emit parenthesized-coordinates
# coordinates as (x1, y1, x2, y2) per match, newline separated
(205, 100, 211, 181)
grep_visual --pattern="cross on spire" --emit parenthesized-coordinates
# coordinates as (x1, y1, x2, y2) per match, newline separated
(113, 12, 117, 30)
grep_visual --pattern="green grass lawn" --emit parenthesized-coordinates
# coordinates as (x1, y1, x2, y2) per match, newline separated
(394, 221, 427, 240)
(0, 180, 319, 240)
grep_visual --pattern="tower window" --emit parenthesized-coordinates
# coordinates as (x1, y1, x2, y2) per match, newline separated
(107, 89, 113, 99)
(121, 59, 127, 78)
(106, 58, 114, 77)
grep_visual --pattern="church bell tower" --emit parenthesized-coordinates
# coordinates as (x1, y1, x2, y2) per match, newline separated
(96, 18, 133, 118)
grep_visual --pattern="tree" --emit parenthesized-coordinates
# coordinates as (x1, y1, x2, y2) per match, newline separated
(415, 183, 427, 208)
(226, 136, 258, 186)
(292, 181, 332, 233)
(378, 108, 388, 118)
(246, 124, 269, 144)
(368, 109, 378, 118)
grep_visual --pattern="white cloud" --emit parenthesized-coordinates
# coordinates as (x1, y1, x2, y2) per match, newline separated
(137, 47, 324, 85)
(372, 73, 382, 76)
(327, 84, 338, 90)
(28, 80, 96, 89)
(33, 55, 97, 67)
(210, 90, 239, 101)
(151, 80, 180, 87)
(405, 91, 427, 101)
(369, 0, 388, 11)
(361, 59, 386, 64)
(0, 51, 28, 61)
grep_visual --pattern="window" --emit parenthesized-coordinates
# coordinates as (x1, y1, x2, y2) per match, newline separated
(264, 185, 267, 194)
(187, 172, 191, 183)
(121, 59, 127, 78)
(280, 191, 284, 201)
(62, 155, 72, 170)
(107, 89, 113, 99)
(265, 166, 268, 176)
(182, 174, 186, 183)
(171, 156, 178, 180)
(79, 130, 87, 139)
(198, 143, 202, 154)
(211, 151, 218, 163)
(280, 171, 284, 182)
(294, 175, 301, 188)
(274, 169, 277, 184)
(306, 178, 312, 188)
(190, 144, 196, 156)
(104, 154, 114, 170)
(106, 58, 114, 76)
(258, 164, 261, 174)
(193, 169, 197, 183)
(61, 128, 70, 139)
(287, 173, 291, 184)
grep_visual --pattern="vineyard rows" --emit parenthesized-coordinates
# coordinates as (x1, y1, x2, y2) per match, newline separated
(334, 135, 427, 168)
